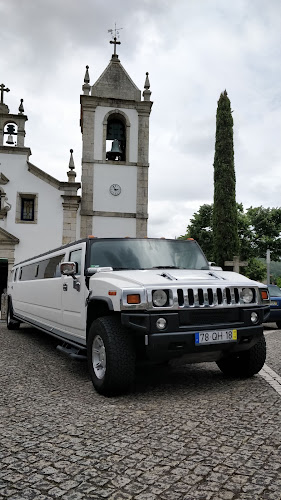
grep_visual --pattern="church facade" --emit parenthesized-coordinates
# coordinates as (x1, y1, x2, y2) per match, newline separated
(0, 42, 152, 311)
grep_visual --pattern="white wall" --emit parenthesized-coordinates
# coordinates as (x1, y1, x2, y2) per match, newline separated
(93, 163, 137, 213)
(92, 216, 136, 237)
(94, 106, 139, 162)
(0, 153, 63, 263)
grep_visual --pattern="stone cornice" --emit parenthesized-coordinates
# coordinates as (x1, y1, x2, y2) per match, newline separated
(59, 182, 81, 191)
(80, 95, 152, 112)
(80, 210, 148, 219)
(81, 210, 136, 218)
(81, 160, 149, 168)
(135, 101, 153, 115)
(0, 146, 31, 156)
(0, 112, 28, 122)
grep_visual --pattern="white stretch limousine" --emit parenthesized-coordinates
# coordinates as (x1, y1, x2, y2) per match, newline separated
(7, 237, 270, 395)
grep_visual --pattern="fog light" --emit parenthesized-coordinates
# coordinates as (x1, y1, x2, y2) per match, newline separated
(156, 318, 167, 330)
(251, 312, 259, 324)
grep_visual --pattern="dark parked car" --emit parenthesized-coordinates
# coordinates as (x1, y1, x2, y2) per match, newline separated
(266, 284, 281, 328)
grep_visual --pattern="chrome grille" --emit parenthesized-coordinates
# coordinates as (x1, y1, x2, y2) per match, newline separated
(176, 286, 256, 308)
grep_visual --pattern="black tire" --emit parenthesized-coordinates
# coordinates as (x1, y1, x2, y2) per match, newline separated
(216, 334, 266, 378)
(7, 300, 20, 330)
(276, 321, 281, 329)
(87, 316, 135, 396)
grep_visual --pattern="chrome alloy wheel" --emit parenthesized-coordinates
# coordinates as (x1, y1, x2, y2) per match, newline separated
(92, 335, 106, 379)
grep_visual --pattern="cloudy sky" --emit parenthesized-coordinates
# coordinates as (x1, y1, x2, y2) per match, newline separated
(1, 0, 281, 238)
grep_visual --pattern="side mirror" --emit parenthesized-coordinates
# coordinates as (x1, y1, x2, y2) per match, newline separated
(60, 262, 76, 276)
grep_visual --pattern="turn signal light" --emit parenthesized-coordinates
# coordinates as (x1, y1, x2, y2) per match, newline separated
(127, 294, 141, 304)
(108, 290, 117, 296)
(261, 290, 269, 300)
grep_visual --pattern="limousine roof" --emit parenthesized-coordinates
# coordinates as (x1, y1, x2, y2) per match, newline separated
(14, 237, 190, 267)
(14, 237, 91, 267)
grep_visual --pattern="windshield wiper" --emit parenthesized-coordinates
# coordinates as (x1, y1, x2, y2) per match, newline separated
(113, 267, 136, 270)
(152, 266, 181, 269)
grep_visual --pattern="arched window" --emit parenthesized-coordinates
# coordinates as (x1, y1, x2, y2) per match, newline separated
(3, 122, 18, 147)
(106, 115, 126, 161)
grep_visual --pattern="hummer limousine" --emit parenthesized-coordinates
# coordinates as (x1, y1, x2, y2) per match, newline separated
(7, 237, 270, 396)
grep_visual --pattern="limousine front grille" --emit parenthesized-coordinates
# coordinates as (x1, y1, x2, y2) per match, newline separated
(176, 286, 256, 308)
(179, 308, 240, 326)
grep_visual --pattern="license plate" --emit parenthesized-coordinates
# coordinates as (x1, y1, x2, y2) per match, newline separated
(270, 301, 278, 306)
(195, 329, 237, 345)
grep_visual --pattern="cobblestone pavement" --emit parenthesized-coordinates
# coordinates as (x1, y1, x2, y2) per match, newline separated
(1, 321, 281, 500)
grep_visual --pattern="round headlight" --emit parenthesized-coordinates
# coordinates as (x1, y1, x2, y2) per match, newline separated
(156, 318, 167, 330)
(251, 312, 259, 324)
(241, 288, 254, 304)
(152, 289, 168, 307)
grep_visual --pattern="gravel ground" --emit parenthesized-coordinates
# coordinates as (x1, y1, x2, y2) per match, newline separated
(0, 321, 281, 500)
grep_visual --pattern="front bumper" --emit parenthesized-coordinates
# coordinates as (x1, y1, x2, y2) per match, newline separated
(143, 324, 263, 362)
(121, 307, 266, 361)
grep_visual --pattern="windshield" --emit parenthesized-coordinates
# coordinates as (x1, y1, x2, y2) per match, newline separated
(268, 285, 281, 297)
(89, 239, 209, 271)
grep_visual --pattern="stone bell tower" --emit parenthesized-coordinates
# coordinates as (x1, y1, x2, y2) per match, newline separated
(80, 35, 153, 238)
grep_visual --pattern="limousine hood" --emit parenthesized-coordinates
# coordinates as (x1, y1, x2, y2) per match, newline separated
(91, 268, 261, 289)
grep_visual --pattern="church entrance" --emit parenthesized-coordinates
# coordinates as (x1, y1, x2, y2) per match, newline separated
(0, 259, 8, 310)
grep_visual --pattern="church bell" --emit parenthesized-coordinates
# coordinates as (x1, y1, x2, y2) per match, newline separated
(6, 134, 14, 145)
(106, 139, 123, 161)
(110, 139, 122, 154)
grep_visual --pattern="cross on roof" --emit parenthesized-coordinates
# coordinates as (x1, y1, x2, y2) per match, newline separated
(110, 37, 121, 56)
(108, 24, 123, 56)
(0, 84, 10, 104)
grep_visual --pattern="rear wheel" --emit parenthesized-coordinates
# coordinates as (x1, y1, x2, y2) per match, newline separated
(276, 321, 281, 329)
(216, 335, 266, 377)
(7, 300, 20, 330)
(87, 316, 135, 396)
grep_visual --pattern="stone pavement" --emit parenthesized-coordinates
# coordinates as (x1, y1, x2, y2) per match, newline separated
(0, 322, 281, 500)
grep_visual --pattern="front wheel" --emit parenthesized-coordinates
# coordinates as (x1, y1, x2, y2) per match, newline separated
(216, 335, 266, 378)
(87, 316, 135, 396)
(276, 321, 281, 329)
(7, 300, 20, 330)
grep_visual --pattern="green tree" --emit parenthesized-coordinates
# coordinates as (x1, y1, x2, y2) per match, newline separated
(181, 204, 281, 281)
(213, 90, 239, 267)
(243, 257, 267, 282)
(246, 206, 281, 260)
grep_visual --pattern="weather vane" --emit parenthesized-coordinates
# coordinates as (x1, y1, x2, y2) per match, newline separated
(108, 23, 123, 56)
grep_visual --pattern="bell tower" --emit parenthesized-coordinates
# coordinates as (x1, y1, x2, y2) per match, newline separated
(80, 35, 153, 238)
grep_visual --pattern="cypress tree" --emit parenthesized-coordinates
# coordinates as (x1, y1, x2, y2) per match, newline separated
(213, 90, 239, 268)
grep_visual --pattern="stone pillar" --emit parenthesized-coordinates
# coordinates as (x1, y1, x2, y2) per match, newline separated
(0, 233, 19, 320)
(1, 291, 8, 320)
(136, 97, 152, 238)
(80, 96, 97, 238)
(60, 150, 81, 245)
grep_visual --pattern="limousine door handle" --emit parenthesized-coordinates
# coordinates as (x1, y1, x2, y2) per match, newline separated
(63, 283, 68, 291)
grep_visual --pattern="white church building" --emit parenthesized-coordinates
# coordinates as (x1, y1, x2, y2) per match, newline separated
(0, 39, 153, 308)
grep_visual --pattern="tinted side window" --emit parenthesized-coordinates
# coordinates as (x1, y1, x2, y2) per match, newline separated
(20, 254, 65, 281)
(39, 255, 65, 279)
(21, 263, 38, 281)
